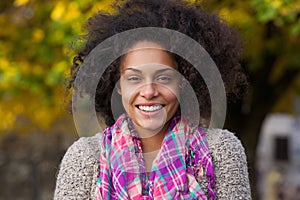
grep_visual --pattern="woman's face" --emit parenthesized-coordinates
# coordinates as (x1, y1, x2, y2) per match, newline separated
(119, 41, 180, 137)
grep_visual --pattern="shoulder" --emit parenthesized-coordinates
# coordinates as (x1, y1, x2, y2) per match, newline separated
(58, 133, 102, 169)
(62, 133, 102, 160)
(54, 133, 102, 200)
(205, 128, 245, 153)
(204, 128, 248, 170)
(204, 129, 252, 199)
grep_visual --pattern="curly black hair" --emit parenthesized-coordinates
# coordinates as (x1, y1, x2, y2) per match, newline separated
(69, 0, 248, 126)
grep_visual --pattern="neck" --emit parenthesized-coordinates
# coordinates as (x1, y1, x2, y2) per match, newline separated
(134, 123, 169, 153)
(133, 122, 170, 172)
(140, 130, 165, 153)
(139, 129, 166, 173)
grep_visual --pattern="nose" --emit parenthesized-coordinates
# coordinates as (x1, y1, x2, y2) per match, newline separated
(140, 83, 158, 99)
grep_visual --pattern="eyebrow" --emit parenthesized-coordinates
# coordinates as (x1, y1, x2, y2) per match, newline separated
(124, 68, 142, 73)
(124, 67, 175, 74)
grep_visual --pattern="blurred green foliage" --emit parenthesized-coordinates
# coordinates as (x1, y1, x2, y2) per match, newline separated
(0, 0, 113, 132)
(0, 0, 299, 133)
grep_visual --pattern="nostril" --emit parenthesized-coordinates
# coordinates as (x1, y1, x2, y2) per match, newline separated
(140, 84, 158, 98)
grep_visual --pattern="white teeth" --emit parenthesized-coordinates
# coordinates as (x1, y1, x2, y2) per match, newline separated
(138, 105, 163, 112)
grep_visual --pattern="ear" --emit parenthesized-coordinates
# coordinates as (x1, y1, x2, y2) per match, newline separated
(117, 84, 122, 95)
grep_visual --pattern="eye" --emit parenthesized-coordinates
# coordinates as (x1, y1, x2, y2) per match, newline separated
(156, 76, 172, 83)
(127, 76, 141, 82)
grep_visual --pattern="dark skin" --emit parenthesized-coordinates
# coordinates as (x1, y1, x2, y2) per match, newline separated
(119, 41, 179, 172)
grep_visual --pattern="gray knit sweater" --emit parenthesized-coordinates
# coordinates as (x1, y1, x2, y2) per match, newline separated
(54, 129, 251, 199)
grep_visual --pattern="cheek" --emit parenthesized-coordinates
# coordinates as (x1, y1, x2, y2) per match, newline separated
(162, 84, 180, 102)
(162, 87, 180, 105)
(168, 88, 180, 111)
(119, 80, 138, 107)
(120, 90, 130, 110)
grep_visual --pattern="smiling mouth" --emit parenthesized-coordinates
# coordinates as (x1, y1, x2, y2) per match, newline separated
(136, 105, 164, 112)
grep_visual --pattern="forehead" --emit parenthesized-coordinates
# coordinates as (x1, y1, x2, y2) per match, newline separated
(121, 41, 177, 71)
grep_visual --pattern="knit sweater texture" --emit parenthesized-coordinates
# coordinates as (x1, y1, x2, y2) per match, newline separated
(54, 129, 252, 199)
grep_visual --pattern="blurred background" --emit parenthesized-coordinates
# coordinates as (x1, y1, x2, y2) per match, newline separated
(0, 0, 299, 199)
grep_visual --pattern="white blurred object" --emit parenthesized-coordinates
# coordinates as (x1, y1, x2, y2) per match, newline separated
(256, 106, 300, 200)
(291, 120, 300, 165)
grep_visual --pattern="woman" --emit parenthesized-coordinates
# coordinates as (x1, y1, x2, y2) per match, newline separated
(54, 0, 251, 199)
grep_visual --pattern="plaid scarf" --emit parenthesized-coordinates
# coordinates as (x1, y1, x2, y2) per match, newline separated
(96, 114, 216, 200)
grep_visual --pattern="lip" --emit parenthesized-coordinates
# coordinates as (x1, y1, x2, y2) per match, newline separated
(135, 103, 165, 117)
(135, 102, 165, 106)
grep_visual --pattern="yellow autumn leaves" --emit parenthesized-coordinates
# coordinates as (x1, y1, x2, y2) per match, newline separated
(0, 0, 116, 133)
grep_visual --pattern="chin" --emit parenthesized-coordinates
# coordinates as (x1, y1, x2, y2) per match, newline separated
(136, 119, 166, 134)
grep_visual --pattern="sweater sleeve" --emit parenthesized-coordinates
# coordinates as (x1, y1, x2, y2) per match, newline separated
(206, 129, 252, 200)
(54, 134, 101, 200)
